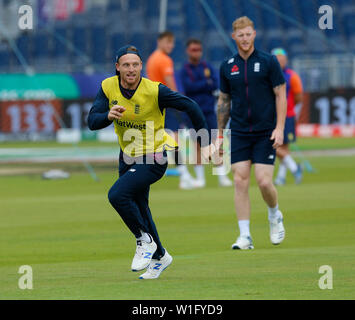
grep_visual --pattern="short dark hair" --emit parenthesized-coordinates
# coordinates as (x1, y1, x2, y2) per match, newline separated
(158, 31, 174, 40)
(186, 38, 202, 47)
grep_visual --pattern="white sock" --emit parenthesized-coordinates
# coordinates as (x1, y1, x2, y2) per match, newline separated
(268, 204, 280, 221)
(214, 165, 226, 176)
(194, 165, 205, 181)
(276, 162, 287, 180)
(238, 220, 250, 237)
(137, 230, 151, 243)
(177, 165, 192, 180)
(283, 155, 298, 173)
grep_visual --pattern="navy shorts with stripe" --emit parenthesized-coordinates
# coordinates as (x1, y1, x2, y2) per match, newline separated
(283, 116, 296, 145)
(230, 130, 276, 165)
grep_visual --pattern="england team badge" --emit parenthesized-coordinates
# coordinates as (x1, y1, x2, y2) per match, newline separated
(254, 62, 260, 72)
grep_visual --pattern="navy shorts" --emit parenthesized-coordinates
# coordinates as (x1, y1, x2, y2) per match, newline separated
(284, 116, 296, 144)
(165, 109, 185, 132)
(230, 131, 276, 165)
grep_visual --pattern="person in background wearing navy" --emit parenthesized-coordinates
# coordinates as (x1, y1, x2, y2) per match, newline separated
(147, 31, 199, 190)
(180, 38, 232, 188)
(217, 16, 287, 250)
(87, 45, 210, 279)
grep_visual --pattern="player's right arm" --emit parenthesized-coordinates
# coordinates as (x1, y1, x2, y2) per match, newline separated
(216, 91, 231, 155)
(217, 91, 231, 133)
(108, 106, 126, 121)
(217, 62, 232, 134)
(88, 87, 124, 130)
(216, 62, 232, 155)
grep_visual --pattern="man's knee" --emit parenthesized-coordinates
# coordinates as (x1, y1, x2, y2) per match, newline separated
(256, 176, 273, 190)
(108, 185, 128, 207)
(233, 173, 249, 191)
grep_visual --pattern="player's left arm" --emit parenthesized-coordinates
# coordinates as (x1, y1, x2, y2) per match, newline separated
(158, 84, 215, 161)
(271, 83, 287, 149)
(158, 84, 207, 133)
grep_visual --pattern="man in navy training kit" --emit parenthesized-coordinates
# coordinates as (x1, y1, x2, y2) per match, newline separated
(180, 38, 232, 188)
(88, 45, 210, 279)
(217, 16, 287, 250)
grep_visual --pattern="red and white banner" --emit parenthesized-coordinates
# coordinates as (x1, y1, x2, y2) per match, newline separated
(39, 0, 86, 21)
(297, 124, 355, 137)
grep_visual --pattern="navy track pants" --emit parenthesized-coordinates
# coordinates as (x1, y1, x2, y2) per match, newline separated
(108, 152, 168, 259)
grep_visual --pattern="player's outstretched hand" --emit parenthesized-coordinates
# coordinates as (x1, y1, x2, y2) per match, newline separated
(108, 105, 126, 121)
(201, 137, 224, 163)
(270, 127, 284, 149)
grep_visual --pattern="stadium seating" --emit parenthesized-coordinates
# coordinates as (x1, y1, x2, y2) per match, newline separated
(90, 25, 108, 70)
(0, 43, 11, 68)
(0, 0, 353, 74)
(16, 33, 32, 64)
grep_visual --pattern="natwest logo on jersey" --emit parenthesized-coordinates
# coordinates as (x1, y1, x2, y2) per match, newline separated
(231, 65, 239, 75)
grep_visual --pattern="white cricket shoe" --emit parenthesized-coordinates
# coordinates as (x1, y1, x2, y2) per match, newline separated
(269, 211, 285, 245)
(194, 179, 206, 188)
(131, 237, 157, 272)
(179, 177, 200, 190)
(219, 176, 233, 187)
(231, 235, 254, 250)
(139, 250, 173, 279)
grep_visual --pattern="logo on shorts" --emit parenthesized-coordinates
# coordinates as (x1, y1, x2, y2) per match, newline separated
(268, 154, 274, 160)
(129, 169, 136, 172)
(231, 65, 239, 75)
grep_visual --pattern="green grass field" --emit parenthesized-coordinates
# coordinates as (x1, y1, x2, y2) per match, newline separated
(1, 138, 355, 300)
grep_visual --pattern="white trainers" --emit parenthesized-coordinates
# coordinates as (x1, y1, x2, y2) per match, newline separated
(179, 177, 200, 190)
(139, 250, 173, 279)
(219, 176, 233, 187)
(269, 211, 285, 245)
(231, 235, 254, 250)
(194, 179, 206, 188)
(131, 237, 157, 272)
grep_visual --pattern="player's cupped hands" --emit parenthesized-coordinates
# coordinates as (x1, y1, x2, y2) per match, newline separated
(108, 105, 126, 121)
(270, 127, 284, 149)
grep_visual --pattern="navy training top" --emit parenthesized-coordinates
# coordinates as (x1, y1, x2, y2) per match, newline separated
(219, 49, 285, 134)
(179, 61, 218, 113)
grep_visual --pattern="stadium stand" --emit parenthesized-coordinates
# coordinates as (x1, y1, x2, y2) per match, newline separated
(0, 0, 353, 75)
